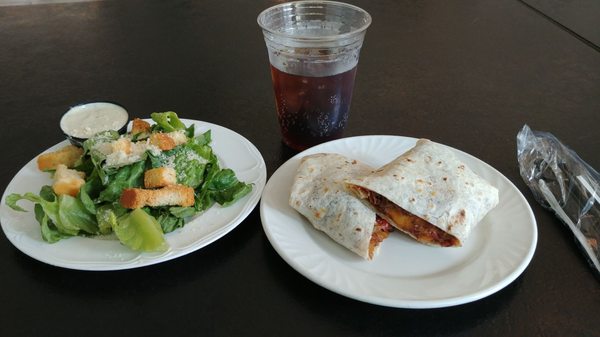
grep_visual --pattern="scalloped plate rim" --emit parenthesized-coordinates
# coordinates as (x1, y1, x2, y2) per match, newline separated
(260, 135, 537, 308)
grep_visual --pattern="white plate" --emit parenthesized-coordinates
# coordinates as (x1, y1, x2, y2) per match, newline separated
(0, 119, 266, 271)
(260, 135, 537, 308)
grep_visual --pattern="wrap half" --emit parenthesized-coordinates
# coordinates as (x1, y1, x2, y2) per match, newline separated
(347, 139, 499, 247)
(289, 153, 393, 260)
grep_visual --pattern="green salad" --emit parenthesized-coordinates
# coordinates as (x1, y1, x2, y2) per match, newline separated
(6, 112, 252, 252)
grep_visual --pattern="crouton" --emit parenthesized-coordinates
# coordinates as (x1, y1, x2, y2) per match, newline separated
(167, 130, 188, 146)
(120, 184, 195, 209)
(52, 164, 86, 197)
(111, 137, 132, 154)
(144, 167, 177, 188)
(131, 118, 151, 135)
(37, 145, 84, 171)
(149, 132, 177, 151)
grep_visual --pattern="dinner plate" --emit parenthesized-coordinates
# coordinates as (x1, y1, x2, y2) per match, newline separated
(260, 135, 537, 308)
(0, 119, 266, 271)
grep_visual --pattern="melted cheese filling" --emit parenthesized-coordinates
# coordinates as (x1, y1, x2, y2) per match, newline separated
(353, 186, 460, 247)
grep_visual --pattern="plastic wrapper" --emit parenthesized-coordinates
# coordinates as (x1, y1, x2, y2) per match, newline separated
(517, 125, 600, 278)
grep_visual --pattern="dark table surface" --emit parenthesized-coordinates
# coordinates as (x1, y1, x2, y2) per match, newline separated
(522, 0, 600, 49)
(1, 0, 599, 336)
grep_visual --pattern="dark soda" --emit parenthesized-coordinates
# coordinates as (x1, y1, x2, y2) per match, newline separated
(270, 64, 357, 151)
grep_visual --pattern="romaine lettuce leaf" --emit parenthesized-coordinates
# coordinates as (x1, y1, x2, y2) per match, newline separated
(169, 206, 197, 218)
(98, 160, 145, 202)
(96, 205, 118, 235)
(7, 185, 98, 240)
(152, 208, 186, 234)
(7, 186, 61, 225)
(150, 206, 196, 234)
(193, 167, 252, 212)
(79, 184, 96, 215)
(113, 208, 168, 252)
(172, 148, 208, 188)
(35, 204, 70, 243)
(205, 169, 253, 206)
(151, 111, 194, 137)
(189, 129, 211, 147)
(57, 194, 99, 235)
(150, 143, 211, 189)
(81, 130, 121, 184)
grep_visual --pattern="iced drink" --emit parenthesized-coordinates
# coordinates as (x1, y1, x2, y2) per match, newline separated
(258, 1, 371, 151)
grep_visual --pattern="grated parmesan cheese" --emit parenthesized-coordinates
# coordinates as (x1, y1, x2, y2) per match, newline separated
(167, 130, 188, 146)
(93, 137, 162, 168)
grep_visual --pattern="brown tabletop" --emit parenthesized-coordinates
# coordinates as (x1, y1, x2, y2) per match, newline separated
(522, 0, 600, 49)
(1, 0, 599, 336)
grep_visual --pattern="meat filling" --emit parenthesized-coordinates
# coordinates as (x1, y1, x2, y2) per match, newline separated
(368, 216, 394, 258)
(354, 186, 460, 247)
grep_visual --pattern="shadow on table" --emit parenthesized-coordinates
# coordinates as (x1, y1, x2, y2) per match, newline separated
(9, 208, 261, 298)
(260, 235, 523, 336)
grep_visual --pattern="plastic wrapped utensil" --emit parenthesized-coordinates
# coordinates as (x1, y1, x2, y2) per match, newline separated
(517, 125, 600, 278)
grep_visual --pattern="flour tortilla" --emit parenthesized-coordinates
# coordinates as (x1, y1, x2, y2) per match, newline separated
(347, 139, 499, 246)
(289, 153, 386, 259)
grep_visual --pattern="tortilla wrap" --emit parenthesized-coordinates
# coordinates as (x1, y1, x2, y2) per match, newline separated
(347, 139, 499, 247)
(289, 153, 392, 260)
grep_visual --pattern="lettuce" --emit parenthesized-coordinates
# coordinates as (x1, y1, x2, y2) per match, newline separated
(57, 194, 98, 235)
(7, 185, 98, 241)
(113, 208, 168, 252)
(169, 147, 207, 188)
(205, 169, 253, 207)
(149, 130, 216, 189)
(80, 130, 121, 184)
(151, 111, 194, 137)
(98, 160, 145, 202)
(96, 204, 126, 235)
(150, 207, 187, 234)
(35, 203, 69, 243)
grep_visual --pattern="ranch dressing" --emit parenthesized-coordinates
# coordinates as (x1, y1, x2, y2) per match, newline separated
(60, 102, 128, 139)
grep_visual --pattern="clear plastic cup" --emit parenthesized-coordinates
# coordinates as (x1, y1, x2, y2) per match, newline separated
(258, 1, 371, 151)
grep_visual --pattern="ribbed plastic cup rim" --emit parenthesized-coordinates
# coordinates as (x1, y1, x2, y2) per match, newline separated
(257, 1, 372, 42)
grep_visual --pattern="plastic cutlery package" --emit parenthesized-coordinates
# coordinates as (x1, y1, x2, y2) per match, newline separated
(517, 125, 600, 278)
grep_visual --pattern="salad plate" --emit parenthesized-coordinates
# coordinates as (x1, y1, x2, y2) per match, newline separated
(260, 135, 537, 308)
(0, 119, 266, 270)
